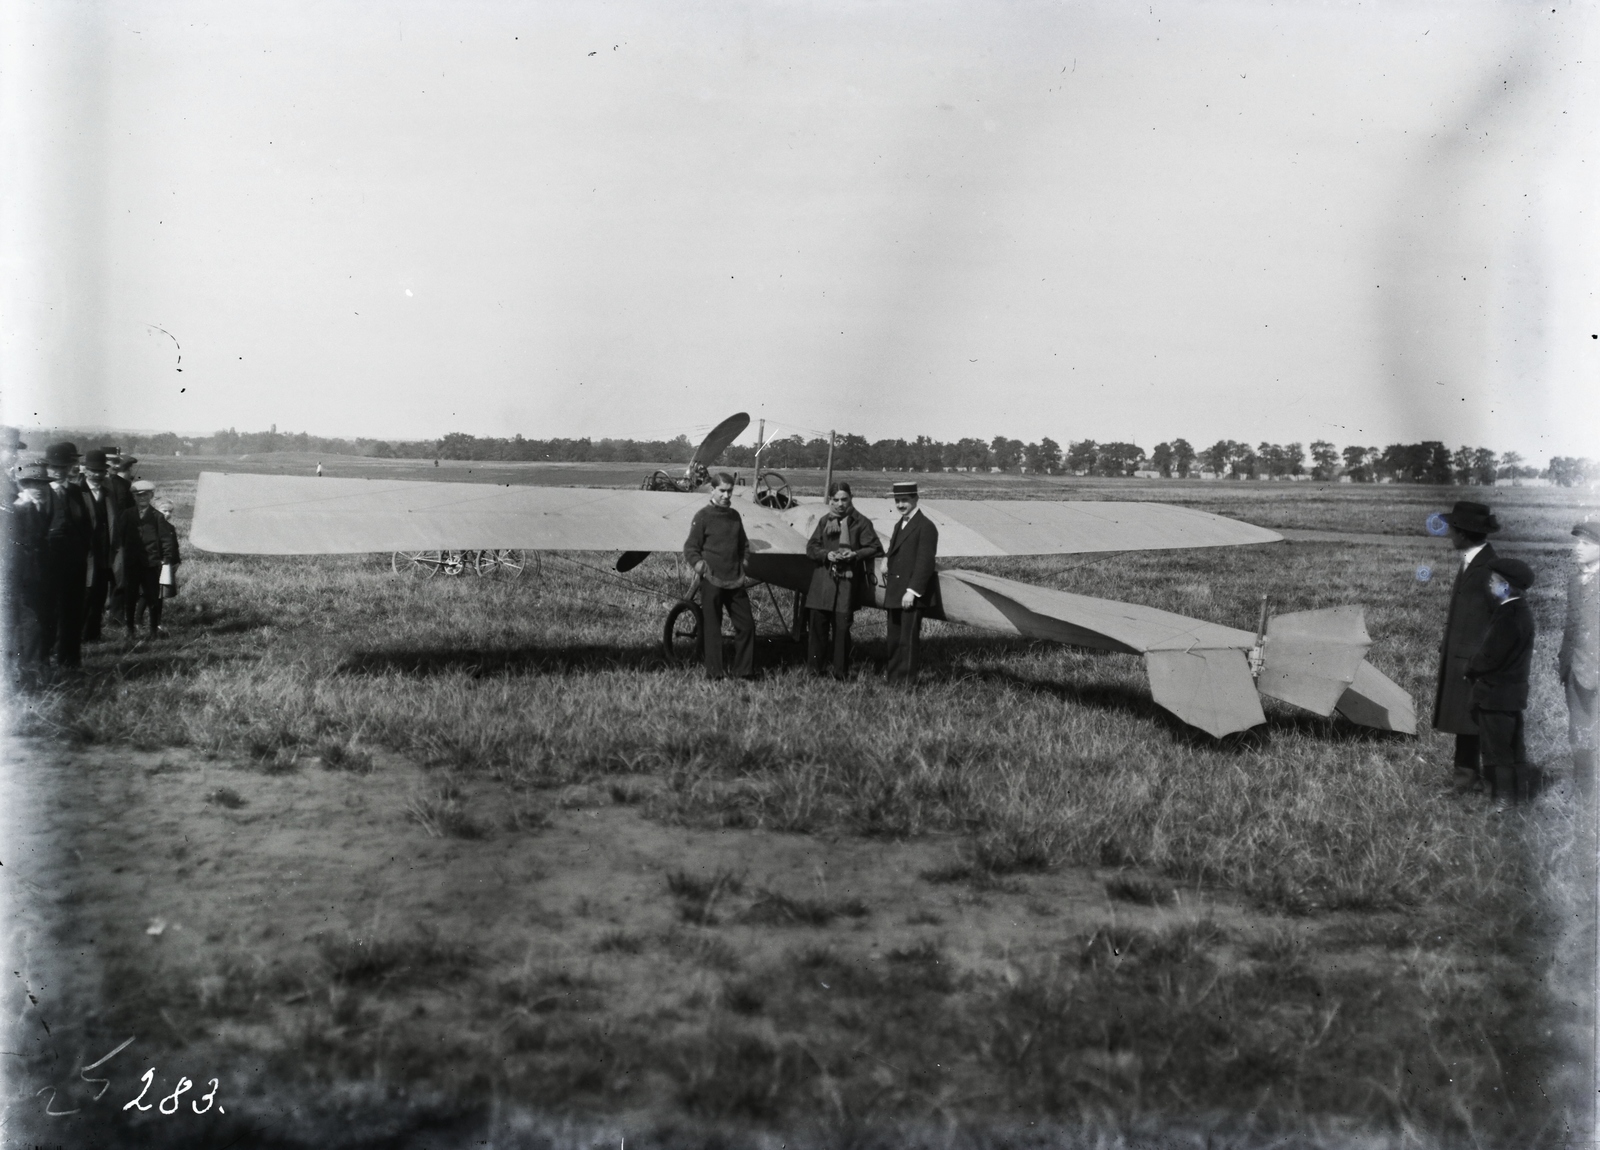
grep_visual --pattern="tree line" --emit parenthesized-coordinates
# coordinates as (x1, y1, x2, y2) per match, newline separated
(31, 425, 1596, 487)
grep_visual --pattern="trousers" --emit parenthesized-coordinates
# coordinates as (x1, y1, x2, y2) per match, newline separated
(808, 609, 853, 678)
(885, 606, 924, 685)
(699, 584, 754, 680)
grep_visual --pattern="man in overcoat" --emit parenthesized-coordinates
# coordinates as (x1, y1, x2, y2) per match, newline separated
(1465, 557, 1536, 811)
(118, 480, 181, 639)
(884, 480, 939, 685)
(42, 441, 92, 670)
(804, 482, 882, 679)
(1560, 518, 1600, 800)
(682, 472, 755, 680)
(7, 460, 52, 686)
(79, 448, 124, 642)
(1433, 500, 1500, 790)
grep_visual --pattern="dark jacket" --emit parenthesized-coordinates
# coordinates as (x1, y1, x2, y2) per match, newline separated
(804, 508, 883, 614)
(1559, 568, 1599, 692)
(1466, 595, 1535, 711)
(683, 503, 748, 589)
(44, 480, 92, 576)
(5, 491, 50, 588)
(119, 506, 180, 576)
(1433, 543, 1497, 733)
(885, 507, 940, 614)
(80, 481, 124, 585)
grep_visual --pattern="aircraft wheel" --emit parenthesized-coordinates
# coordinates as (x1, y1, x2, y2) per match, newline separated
(475, 549, 527, 579)
(393, 551, 442, 578)
(663, 599, 702, 664)
(440, 550, 468, 577)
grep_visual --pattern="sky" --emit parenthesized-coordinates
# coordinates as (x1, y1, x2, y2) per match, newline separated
(2, 0, 1596, 460)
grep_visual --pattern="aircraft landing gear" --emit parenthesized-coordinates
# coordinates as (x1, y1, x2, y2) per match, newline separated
(663, 597, 702, 664)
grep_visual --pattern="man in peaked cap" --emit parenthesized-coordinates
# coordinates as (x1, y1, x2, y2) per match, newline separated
(884, 480, 940, 685)
(1433, 500, 1501, 792)
(7, 459, 54, 685)
(1466, 557, 1537, 811)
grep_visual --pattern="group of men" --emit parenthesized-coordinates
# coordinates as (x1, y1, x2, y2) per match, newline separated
(2, 433, 181, 686)
(681, 475, 937, 684)
(1433, 499, 1600, 811)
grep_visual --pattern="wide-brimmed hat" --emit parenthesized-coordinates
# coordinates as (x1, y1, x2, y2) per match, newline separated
(1441, 500, 1499, 535)
(891, 481, 919, 499)
(1488, 557, 1535, 590)
(1573, 518, 1600, 545)
(43, 441, 80, 467)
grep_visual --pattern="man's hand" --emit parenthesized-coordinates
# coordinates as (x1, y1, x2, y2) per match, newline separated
(694, 559, 709, 576)
(901, 590, 917, 609)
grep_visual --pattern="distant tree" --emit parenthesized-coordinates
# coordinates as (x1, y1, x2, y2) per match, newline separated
(1258, 442, 1286, 478)
(1037, 436, 1062, 474)
(1451, 445, 1475, 485)
(1150, 442, 1174, 477)
(1497, 450, 1523, 481)
(1471, 447, 1499, 486)
(1171, 438, 1196, 478)
(1066, 439, 1099, 475)
(1283, 442, 1305, 477)
(1427, 442, 1454, 484)
(1549, 456, 1592, 487)
(990, 436, 1024, 471)
(1201, 440, 1231, 478)
(1094, 442, 1145, 477)
(912, 435, 942, 472)
(1309, 440, 1338, 480)
(1342, 445, 1371, 482)
(1225, 441, 1257, 479)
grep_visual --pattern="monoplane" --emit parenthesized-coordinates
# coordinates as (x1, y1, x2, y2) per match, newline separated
(190, 413, 1415, 739)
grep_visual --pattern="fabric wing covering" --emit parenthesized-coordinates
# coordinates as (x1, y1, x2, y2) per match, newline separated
(937, 570, 1415, 738)
(189, 473, 812, 556)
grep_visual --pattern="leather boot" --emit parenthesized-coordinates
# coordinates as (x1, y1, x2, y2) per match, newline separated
(1491, 765, 1518, 814)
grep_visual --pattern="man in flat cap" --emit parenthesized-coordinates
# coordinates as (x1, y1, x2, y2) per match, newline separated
(884, 480, 940, 685)
(118, 479, 180, 640)
(42, 442, 92, 670)
(1433, 500, 1501, 791)
(1560, 518, 1600, 800)
(1465, 556, 1537, 811)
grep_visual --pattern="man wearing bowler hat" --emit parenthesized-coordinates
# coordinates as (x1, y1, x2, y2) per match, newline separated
(79, 448, 125, 641)
(1434, 500, 1500, 791)
(41, 441, 93, 670)
(884, 480, 940, 685)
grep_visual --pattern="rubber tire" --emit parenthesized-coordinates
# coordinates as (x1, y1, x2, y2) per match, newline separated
(663, 599, 702, 664)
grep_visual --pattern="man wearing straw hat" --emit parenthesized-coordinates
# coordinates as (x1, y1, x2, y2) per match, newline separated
(884, 480, 939, 685)
(1433, 500, 1501, 792)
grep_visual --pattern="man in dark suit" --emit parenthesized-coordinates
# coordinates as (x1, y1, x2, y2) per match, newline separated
(7, 459, 52, 687)
(1466, 557, 1537, 812)
(79, 448, 124, 641)
(1561, 518, 1600, 800)
(884, 480, 939, 685)
(1433, 500, 1500, 791)
(41, 441, 93, 671)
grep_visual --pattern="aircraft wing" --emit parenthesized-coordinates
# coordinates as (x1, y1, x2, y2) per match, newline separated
(789, 499, 1282, 557)
(189, 472, 812, 556)
(938, 569, 1415, 738)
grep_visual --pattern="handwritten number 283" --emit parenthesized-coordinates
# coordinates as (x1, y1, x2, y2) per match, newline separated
(124, 1069, 222, 1114)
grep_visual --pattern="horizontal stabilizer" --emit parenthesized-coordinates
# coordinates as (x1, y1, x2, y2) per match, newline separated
(1145, 648, 1266, 738)
(1335, 660, 1418, 735)
(1257, 606, 1370, 716)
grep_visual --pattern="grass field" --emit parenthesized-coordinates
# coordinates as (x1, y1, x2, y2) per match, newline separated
(3, 459, 1597, 1148)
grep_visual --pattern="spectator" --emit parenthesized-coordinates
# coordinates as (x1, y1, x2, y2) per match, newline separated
(1466, 557, 1537, 812)
(118, 480, 180, 640)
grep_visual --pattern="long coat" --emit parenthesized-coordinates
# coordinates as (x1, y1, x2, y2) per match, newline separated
(885, 508, 940, 616)
(1559, 568, 1599, 692)
(117, 506, 180, 579)
(1466, 595, 1535, 711)
(804, 508, 882, 613)
(1433, 543, 1498, 733)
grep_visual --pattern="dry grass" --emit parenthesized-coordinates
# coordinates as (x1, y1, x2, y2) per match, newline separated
(5, 474, 1597, 1147)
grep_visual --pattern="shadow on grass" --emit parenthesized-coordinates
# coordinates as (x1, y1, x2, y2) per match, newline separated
(339, 643, 667, 677)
